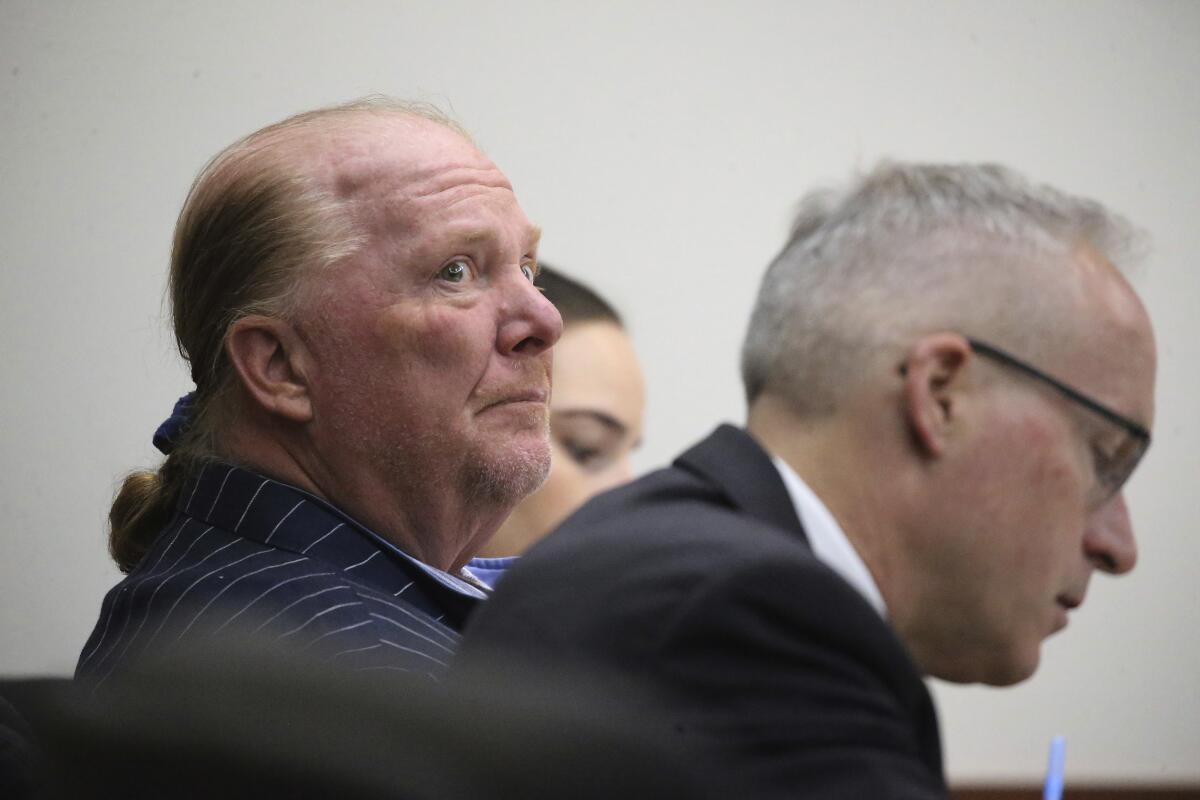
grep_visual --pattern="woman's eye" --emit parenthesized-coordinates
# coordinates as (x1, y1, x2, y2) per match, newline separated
(520, 263, 536, 283)
(439, 260, 470, 283)
(565, 442, 597, 463)
(563, 440, 620, 473)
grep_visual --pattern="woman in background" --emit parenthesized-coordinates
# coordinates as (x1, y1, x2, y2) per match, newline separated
(469, 267, 645, 587)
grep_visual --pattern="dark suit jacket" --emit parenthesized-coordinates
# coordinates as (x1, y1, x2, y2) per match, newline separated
(457, 425, 946, 799)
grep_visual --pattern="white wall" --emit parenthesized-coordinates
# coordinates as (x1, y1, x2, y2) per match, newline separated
(2, 0, 1197, 784)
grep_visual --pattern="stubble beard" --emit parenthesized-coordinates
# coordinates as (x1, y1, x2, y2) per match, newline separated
(329, 387, 552, 524)
(459, 413, 553, 507)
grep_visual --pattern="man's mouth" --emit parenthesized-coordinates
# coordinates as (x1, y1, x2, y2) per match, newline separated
(480, 388, 549, 411)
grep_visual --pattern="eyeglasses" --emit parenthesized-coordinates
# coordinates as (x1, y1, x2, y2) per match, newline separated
(966, 337, 1151, 504)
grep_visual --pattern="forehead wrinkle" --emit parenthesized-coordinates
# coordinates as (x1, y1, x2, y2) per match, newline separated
(365, 168, 519, 233)
(404, 163, 514, 197)
(328, 159, 504, 208)
(305, 119, 539, 279)
(314, 117, 505, 213)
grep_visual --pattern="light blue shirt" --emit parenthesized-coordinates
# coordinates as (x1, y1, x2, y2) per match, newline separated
(465, 556, 519, 589)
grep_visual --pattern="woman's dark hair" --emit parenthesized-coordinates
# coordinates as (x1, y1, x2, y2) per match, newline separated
(536, 265, 622, 328)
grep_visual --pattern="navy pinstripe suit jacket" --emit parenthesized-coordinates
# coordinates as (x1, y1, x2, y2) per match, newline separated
(78, 463, 484, 685)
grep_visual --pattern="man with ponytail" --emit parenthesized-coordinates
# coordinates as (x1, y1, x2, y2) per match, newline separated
(77, 98, 561, 683)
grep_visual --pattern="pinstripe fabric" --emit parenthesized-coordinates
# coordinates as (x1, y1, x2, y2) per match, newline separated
(78, 464, 486, 684)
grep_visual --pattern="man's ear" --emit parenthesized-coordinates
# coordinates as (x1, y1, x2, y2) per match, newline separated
(225, 315, 314, 423)
(901, 332, 972, 458)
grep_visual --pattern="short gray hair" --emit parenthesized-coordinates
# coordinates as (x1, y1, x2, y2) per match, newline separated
(740, 161, 1143, 415)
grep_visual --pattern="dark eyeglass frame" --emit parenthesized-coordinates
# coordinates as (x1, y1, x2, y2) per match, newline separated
(966, 337, 1151, 501)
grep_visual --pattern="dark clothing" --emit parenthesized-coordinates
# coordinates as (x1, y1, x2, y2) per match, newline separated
(78, 463, 483, 685)
(457, 425, 946, 799)
(35, 645, 711, 799)
(0, 690, 40, 800)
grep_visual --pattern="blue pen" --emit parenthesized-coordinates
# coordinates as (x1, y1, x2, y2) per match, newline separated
(1043, 735, 1066, 800)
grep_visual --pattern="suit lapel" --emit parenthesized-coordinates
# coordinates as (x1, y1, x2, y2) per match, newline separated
(674, 424, 808, 547)
(679, 423, 945, 781)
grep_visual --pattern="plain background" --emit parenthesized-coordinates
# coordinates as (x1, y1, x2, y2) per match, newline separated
(2, 0, 1197, 785)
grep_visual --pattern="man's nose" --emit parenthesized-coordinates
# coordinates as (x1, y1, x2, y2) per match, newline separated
(499, 271, 563, 356)
(1083, 492, 1138, 574)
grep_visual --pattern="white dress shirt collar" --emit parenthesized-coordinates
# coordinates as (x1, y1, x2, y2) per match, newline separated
(771, 456, 888, 618)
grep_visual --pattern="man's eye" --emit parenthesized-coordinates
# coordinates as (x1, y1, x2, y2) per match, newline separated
(439, 260, 470, 283)
(520, 264, 536, 283)
(1091, 443, 1121, 489)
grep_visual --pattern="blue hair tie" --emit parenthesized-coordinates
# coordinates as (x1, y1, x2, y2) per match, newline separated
(152, 392, 196, 455)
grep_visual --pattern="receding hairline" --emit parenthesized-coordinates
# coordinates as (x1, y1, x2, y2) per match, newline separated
(196, 98, 475, 204)
(254, 102, 478, 186)
(245, 97, 471, 150)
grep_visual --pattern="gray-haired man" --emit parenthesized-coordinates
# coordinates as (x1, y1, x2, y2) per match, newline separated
(456, 162, 1156, 798)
